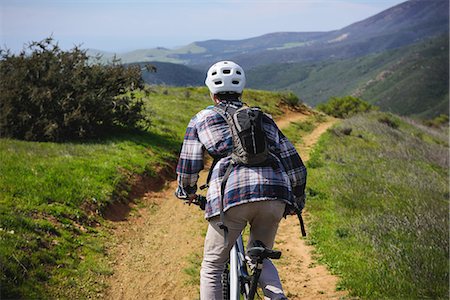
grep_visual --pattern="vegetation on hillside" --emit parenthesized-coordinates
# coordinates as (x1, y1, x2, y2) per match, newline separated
(0, 129, 179, 298)
(424, 114, 449, 128)
(306, 112, 449, 298)
(316, 96, 377, 118)
(248, 34, 449, 118)
(0, 84, 301, 299)
(0, 38, 146, 142)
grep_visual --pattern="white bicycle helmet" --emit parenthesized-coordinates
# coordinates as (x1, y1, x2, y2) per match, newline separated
(205, 61, 246, 94)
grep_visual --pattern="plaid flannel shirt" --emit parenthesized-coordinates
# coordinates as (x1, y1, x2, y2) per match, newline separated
(176, 101, 307, 219)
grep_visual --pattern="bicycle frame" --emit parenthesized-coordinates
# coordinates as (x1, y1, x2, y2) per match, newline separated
(229, 234, 250, 299)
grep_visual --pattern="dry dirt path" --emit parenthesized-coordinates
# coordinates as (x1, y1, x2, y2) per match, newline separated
(104, 111, 342, 300)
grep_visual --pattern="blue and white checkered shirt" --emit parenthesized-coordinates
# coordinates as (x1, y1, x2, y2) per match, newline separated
(176, 101, 307, 219)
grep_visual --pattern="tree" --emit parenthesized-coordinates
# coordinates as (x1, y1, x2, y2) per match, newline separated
(0, 37, 147, 141)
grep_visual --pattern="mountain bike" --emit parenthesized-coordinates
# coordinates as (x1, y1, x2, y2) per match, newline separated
(182, 195, 282, 300)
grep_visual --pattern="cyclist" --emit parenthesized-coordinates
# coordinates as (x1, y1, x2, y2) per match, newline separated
(175, 61, 307, 300)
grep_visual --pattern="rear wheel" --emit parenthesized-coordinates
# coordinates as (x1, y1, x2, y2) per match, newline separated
(222, 265, 230, 300)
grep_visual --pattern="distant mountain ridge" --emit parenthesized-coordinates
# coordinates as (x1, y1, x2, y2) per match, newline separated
(90, 0, 448, 69)
(90, 0, 449, 118)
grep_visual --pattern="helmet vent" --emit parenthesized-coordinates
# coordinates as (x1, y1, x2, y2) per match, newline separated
(232, 80, 239, 85)
(236, 70, 241, 75)
(214, 81, 223, 85)
(212, 71, 217, 76)
(222, 69, 231, 74)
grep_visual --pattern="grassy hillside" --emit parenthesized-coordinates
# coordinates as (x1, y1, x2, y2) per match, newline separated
(306, 112, 449, 298)
(0, 86, 297, 299)
(0, 131, 178, 298)
(248, 35, 449, 118)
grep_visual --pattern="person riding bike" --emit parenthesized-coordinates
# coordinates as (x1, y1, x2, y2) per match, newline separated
(175, 60, 307, 300)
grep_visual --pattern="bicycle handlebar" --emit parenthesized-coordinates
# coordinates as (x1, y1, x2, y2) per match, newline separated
(179, 193, 305, 236)
(179, 194, 207, 210)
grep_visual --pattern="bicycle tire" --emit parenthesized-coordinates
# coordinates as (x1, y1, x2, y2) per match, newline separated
(222, 265, 230, 300)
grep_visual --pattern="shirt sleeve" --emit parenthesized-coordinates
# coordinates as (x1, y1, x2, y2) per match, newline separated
(175, 115, 204, 197)
(277, 130, 307, 198)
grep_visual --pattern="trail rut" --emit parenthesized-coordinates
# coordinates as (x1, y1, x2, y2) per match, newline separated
(104, 111, 342, 300)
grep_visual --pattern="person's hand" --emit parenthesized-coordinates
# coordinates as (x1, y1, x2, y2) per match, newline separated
(283, 195, 306, 217)
(287, 207, 297, 215)
(187, 194, 197, 205)
(284, 204, 297, 216)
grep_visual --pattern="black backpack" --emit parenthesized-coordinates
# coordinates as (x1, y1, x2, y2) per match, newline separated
(213, 104, 272, 166)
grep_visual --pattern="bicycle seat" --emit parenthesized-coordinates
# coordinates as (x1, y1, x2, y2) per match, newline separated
(246, 240, 281, 261)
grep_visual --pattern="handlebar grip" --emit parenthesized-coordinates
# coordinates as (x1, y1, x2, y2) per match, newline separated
(196, 195, 206, 210)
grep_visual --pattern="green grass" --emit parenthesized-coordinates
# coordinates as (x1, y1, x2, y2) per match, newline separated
(183, 252, 202, 286)
(139, 86, 290, 141)
(0, 86, 294, 299)
(0, 130, 178, 298)
(306, 112, 449, 298)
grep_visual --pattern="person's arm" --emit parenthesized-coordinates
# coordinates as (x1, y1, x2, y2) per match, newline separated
(175, 116, 204, 199)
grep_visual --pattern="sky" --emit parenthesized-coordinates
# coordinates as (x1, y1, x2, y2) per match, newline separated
(1, 0, 406, 53)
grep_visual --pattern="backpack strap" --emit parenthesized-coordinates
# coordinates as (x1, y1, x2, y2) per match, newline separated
(199, 104, 236, 190)
(211, 103, 239, 245)
(212, 104, 237, 129)
(217, 162, 234, 245)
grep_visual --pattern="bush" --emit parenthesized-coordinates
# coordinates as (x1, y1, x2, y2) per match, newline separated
(330, 126, 353, 137)
(424, 114, 449, 128)
(280, 91, 301, 108)
(378, 115, 400, 129)
(317, 96, 377, 118)
(0, 37, 146, 141)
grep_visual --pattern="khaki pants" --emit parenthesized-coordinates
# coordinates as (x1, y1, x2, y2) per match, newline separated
(200, 200, 287, 300)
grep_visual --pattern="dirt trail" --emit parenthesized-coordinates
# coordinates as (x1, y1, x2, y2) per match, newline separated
(275, 116, 343, 300)
(105, 111, 341, 300)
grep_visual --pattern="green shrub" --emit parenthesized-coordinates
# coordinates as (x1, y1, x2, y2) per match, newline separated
(378, 115, 400, 129)
(317, 96, 377, 118)
(0, 37, 146, 142)
(424, 114, 449, 128)
(280, 91, 301, 108)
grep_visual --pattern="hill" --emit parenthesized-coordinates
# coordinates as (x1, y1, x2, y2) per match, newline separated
(247, 34, 449, 118)
(307, 112, 448, 298)
(233, 0, 449, 68)
(94, 0, 449, 119)
(89, 0, 448, 69)
(87, 44, 206, 65)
